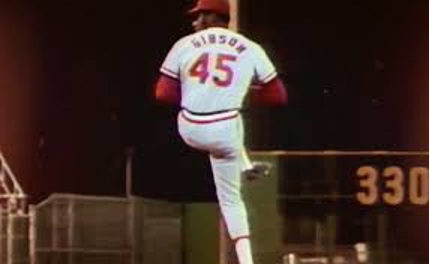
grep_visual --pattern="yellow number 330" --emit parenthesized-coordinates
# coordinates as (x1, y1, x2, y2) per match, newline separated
(356, 166, 429, 205)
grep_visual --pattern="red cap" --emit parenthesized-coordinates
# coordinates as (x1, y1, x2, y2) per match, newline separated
(188, 0, 230, 17)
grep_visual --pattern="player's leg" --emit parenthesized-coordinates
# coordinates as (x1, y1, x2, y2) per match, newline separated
(237, 115, 253, 172)
(209, 116, 255, 264)
(237, 118, 272, 181)
(210, 153, 254, 264)
(177, 113, 255, 264)
(239, 147, 253, 172)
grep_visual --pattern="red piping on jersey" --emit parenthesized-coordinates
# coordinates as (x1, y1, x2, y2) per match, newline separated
(260, 71, 277, 83)
(180, 111, 239, 124)
(160, 66, 179, 79)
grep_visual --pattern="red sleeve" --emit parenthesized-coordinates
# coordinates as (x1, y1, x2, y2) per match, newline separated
(249, 77, 288, 105)
(154, 74, 181, 104)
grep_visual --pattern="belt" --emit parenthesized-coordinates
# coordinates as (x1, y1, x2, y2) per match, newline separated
(180, 108, 240, 124)
(181, 107, 241, 116)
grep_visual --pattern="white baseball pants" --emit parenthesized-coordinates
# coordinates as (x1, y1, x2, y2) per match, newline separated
(177, 109, 253, 239)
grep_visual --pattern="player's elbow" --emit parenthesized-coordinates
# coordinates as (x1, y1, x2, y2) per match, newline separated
(154, 75, 181, 104)
(250, 77, 288, 105)
(155, 89, 180, 105)
(265, 93, 287, 105)
(154, 87, 168, 102)
(269, 83, 288, 105)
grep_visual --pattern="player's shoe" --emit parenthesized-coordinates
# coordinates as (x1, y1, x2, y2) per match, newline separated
(242, 161, 272, 181)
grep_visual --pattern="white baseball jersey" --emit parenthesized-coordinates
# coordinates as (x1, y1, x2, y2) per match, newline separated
(160, 27, 277, 113)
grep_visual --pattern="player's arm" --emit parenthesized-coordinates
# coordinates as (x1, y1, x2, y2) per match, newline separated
(249, 76, 287, 105)
(248, 44, 288, 105)
(154, 38, 185, 105)
(154, 74, 181, 104)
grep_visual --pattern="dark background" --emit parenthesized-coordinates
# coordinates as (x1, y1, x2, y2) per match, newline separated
(0, 0, 427, 203)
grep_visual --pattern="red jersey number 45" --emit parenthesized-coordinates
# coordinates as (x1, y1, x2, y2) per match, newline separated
(189, 52, 237, 87)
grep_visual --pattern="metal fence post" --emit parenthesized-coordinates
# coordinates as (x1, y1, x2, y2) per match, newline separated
(7, 211, 12, 264)
(377, 211, 387, 264)
(0, 206, 3, 264)
(128, 197, 135, 264)
(29, 205, 36, 264)
(68, 198, 75, 264)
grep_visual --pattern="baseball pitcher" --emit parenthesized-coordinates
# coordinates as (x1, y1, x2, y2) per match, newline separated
(154, 0, 287, 263)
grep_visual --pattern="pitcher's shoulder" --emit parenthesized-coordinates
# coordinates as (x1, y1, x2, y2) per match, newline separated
(175, 34, 195, 46)
(229, 31, 264, 51)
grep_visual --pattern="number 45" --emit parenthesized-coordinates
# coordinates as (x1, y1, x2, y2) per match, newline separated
(188, 52, 237, 87)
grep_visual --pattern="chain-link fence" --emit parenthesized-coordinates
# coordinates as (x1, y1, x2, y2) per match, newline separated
(0, 209, 30, 264)
(30, 193, 183, 264)
(0, 150, 30, 264)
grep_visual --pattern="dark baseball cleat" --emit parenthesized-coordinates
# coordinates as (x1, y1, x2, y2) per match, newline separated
(242, 161, 272, 181)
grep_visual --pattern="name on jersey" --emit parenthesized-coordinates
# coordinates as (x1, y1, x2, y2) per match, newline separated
(191, 34, 247, 54)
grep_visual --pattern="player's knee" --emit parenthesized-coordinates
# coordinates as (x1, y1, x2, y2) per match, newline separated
(211, 147, 241, 160)
(219, 196, 244, 207)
